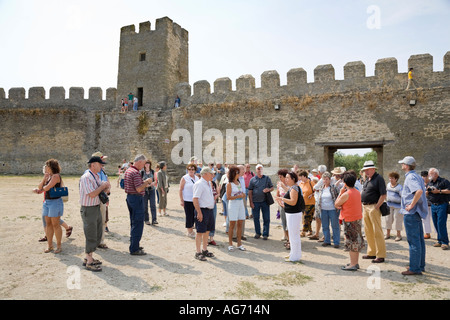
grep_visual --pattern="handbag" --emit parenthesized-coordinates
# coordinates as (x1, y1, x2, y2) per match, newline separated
(264, 176, 274, 206)
(380, 202, 390, 216)
(49, 186, 69, 202)
(48, 175, 69, 202)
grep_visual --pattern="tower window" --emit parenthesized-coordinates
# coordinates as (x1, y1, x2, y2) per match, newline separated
(139, 52, 146, 62)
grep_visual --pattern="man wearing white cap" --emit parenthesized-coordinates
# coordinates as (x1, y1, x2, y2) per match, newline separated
(398, 156, 428, 275)
(360, 160, 387, 263)
(192, 167, 216, 261)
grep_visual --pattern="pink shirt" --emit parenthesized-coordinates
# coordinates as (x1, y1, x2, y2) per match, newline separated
(79, 170, 102, 206)
(244, 171, 254, 188)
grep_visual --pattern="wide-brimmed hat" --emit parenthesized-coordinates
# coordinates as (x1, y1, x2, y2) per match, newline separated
(361, 160, 377, 171)
(331, 167, 345, 175)
(92, 151, 108, 160)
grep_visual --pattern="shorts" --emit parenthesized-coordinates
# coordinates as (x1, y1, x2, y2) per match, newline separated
(42, 198, 64, 218)
(195, 207, 214, 233)
(227, 200, 246, 221)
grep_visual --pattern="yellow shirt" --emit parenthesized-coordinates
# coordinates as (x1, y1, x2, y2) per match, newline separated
(408, 71, 413, 79)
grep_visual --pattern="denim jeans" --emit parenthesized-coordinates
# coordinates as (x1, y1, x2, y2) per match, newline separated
(144, 188, 157, 223)
(252, 201, 270, 237)
(404, 212, 426, 273)
(321, 209, 340, 245)
(431, 203, 449, 245)
(126, 194, 145, 253)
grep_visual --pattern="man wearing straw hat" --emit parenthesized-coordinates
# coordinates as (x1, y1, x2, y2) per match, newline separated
(360, 160, 387, 263)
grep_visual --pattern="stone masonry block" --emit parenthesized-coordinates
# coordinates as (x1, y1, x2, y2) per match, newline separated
(50, 87, 65, 100)
(443, 51, 450, 72)
(314, 64, 335, 83)
(9, 88, 25, 101)
(28, 87, 46, 101)
(261, 70, 280, 89)
(375, 57, 398, 78)
(89, 87, 103, 101)
(236, 74, 255, 92)
(69, 87, 85, 100)
(193, 80, 211, 96)
(214, 77, 232, 94)
(175, 82, 191, 99)
(344, 61, 366, 79)
(0, 88, 4, 100)
(287, 68, 307, 87)
(106, 88, 117, 102)
(408, 53, 433, 75)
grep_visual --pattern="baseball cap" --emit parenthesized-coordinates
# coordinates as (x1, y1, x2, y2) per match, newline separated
(88, 156, 107, 165)
(398, 156, 416, 165)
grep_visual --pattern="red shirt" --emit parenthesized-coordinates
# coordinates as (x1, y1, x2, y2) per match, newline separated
(244, 171, 255, 188)
(124, 166, 145, 196)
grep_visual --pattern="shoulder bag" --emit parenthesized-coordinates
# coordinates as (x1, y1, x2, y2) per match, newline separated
(48, 175, 69, 202)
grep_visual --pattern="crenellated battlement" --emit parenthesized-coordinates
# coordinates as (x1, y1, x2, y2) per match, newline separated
(0, 86, 117, 108)
(120, 16, 188, 42)
(174, 52, 450, 106)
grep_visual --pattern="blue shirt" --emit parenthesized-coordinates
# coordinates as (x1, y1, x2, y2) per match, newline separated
(400, 170, 428, 219)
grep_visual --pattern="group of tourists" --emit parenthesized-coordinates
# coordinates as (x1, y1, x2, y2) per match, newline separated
(34, 153, 449, 274)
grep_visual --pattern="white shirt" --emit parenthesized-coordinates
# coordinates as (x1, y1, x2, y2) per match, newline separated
(193, 178, 215, 209)
(182, 174, 199, 201)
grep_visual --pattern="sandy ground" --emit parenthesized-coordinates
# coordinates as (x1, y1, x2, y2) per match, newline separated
(0, 175, 449, 301)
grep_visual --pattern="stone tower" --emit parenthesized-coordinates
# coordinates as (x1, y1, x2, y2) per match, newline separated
(116, 17, 189, 109)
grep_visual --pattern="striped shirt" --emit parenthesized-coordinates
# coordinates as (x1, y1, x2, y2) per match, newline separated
(79, 170, 102, 207)
(124, 166, 145, 196)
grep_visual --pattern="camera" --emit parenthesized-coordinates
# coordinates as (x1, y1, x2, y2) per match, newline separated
(427, 186, 436, 192)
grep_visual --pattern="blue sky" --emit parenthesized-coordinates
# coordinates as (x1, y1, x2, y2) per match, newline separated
(0, 0, 449, 98)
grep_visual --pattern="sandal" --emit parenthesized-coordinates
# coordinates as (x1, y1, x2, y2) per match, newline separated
(228, 246, 235, 252)
(308, 235, 319, 240)
(202, 250, 214, 258)
(39, 236, 47, 242)
(85, 263, 102, 272)
(54, 247, 62, 254)
(83, 258, 102, 266)
(44, 247, 54, 253)
(97, 244, 108, 249)
(237, 245, 246, 251)
(66, 226, 73, 238)
(195, 252, 207, 261)
(284, 242, 291, 250)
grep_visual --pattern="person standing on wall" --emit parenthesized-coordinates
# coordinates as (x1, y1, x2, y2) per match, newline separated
(427, 168, 450, 250)
(398, 156, 428, 275)
(360, 160, 387, 263)
(248, 164, 274, 240)
(133, 96, 138, 111)
(124, 154, 153, 255)
(405, 68, 417, 90)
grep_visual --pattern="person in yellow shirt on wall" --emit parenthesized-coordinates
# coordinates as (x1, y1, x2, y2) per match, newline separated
(406, 67, 417, 90)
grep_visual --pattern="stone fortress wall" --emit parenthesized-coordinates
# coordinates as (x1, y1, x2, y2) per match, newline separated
(0, 17, 449, 181)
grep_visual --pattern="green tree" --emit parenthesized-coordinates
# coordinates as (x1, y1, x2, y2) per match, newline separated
(334, 150, 377, 174)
